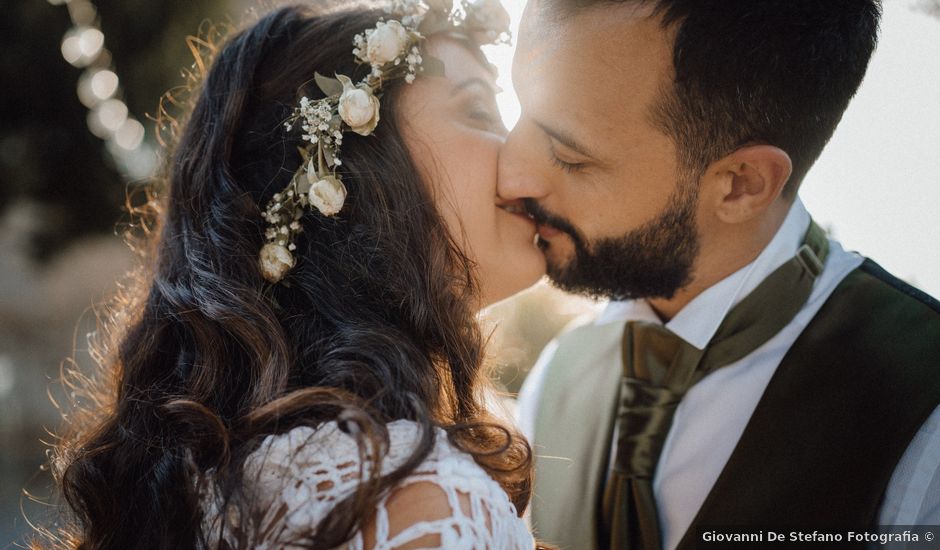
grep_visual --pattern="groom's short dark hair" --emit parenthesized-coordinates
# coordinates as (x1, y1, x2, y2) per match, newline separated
(544, 0, 882, 193)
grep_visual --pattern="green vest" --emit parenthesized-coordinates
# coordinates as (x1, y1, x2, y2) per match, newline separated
(531, 259, 940, 550)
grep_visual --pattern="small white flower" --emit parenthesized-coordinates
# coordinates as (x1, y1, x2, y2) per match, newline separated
(405, 74, 416, 84)
(259, 243, 295, 283)
(366, 20, 409, 66)
(308, 175, 348, 217)
(336, 75, 381, 136)
(353, 33, 369, 64)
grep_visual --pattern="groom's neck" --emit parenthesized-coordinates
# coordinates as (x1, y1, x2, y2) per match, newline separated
(647, 200, 793, 322)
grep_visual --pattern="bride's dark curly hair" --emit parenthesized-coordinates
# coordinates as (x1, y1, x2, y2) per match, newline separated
(38, 3, 531, 548)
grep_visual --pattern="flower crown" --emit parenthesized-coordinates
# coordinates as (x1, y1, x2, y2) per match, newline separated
(259, 0, 511, 283)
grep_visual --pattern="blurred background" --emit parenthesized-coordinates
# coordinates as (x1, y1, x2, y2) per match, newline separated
(1, 0, 938, 546)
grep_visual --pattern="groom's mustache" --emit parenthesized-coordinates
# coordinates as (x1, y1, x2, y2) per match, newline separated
(522, 198, 586, 248)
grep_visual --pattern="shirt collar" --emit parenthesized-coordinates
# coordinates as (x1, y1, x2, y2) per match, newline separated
(595, 199, 812, 350)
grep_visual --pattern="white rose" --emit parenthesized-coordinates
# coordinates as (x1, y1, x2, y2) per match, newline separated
(467, 0, 510, 36)
(336, 74, 380, 136)
(308, 175, 347, 217)
(366, 20, 409, 66)
(425, 0, 454, 13)
(425, 0, 453, 13)
(259, 243, 294, 283)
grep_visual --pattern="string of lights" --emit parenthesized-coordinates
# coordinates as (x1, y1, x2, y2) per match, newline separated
(48, 0, 156, 181)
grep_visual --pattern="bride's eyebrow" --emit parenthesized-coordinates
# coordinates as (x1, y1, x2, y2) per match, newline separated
(451, 77, 496, 98)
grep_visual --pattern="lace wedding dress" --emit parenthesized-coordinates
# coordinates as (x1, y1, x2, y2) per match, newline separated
(201, 419, 534, 549)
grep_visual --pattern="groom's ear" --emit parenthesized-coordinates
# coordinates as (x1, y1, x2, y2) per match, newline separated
(703, 145, 793, 224)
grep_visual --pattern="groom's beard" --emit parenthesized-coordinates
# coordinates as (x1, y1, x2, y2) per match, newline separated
(523, 185, 700, 301)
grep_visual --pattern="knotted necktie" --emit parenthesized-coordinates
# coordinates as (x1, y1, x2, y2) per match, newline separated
(601, 221, 829, 550)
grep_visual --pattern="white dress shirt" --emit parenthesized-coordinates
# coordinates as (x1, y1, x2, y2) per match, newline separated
(518, 198, 940, 549)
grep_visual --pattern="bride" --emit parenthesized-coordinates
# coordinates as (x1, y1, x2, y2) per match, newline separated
(43, 1, 548, 548)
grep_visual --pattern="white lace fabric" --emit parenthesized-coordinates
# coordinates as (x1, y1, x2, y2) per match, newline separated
(201, 420, 533, 549)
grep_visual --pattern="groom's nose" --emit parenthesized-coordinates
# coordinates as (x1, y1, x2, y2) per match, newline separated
(498, 119, 552, 201)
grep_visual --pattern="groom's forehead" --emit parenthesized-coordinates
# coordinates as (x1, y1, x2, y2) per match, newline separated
(517, 1, 666, 74)
(527, 0, 655, 18)
(514, 2, 675, 161)
(514, 2, 672, 102)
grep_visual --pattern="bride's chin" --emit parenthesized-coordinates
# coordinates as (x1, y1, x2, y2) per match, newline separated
(479, 247, 547, 309)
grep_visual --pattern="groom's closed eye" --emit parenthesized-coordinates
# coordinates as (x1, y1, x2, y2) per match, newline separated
(535, 120, 596, 174)
(549, 141, 587, 174)
(535, 121, 593, 158)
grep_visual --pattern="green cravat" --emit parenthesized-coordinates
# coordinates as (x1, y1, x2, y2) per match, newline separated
(601, 221, 829, 550)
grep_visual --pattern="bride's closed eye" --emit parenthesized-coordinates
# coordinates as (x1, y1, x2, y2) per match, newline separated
(451, 78, 505, 134)
(464, 96, 505, 133)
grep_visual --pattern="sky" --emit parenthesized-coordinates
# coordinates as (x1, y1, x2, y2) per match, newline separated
(484, 0, 940, 297)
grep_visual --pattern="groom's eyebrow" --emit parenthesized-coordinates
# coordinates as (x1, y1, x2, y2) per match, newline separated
(535, 120, 594, 158)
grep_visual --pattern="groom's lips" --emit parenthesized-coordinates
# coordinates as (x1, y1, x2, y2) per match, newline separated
(523, 199, 566, 241)
(498, 204, 536, 227)
(537, 223, 563, 239)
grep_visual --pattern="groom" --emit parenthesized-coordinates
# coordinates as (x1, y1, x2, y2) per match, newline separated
(500, 1, 940, 549)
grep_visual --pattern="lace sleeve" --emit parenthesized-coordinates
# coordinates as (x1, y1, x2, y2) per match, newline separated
(203, 420, 532, 549)
(360, 453, 533, 549)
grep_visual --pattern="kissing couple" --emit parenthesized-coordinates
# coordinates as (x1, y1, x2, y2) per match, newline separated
(42, 0, 940, 549)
